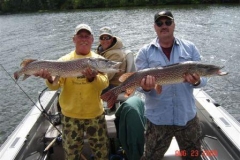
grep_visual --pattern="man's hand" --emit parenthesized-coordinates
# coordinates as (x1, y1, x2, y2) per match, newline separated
(34, 69, 53, 83)
(140, 75, 162, 94)
(82, 67, 98, 82)
(183, 73, 201, 86)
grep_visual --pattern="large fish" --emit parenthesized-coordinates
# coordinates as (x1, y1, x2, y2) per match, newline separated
(14, 57, 121, 81)
(101, 61, 228, 108)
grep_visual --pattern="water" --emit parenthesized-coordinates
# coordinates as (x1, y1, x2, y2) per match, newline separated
(1, 4, 240, 145)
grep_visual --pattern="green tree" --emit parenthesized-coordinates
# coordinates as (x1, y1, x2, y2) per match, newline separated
(0, 0, 240, 14)
(134, 0, 147, 5)
(1, 0, 21, 13)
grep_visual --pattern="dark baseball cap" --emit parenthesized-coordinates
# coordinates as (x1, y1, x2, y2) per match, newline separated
(154, 11, 174, 22)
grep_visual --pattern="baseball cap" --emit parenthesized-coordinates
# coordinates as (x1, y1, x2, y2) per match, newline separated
(154, 11, 174, 22)
(99, 27, 113, 37)
(75, 24, 93, 35)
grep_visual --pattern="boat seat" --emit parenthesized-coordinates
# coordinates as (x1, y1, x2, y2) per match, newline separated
(104, 50, 136, 114)
(105, 115, 117, 138)
(115, 50, 136, 103)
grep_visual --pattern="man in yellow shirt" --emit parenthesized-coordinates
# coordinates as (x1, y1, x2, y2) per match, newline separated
(35, 24, 109, 160)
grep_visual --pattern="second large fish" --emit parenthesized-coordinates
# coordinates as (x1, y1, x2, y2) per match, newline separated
(101, 61, 228, 108)
(14, 57, 121, 81)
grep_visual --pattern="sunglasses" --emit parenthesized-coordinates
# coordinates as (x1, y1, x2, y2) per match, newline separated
(100, 36, 112, 40)
(155, 20, 173, 27)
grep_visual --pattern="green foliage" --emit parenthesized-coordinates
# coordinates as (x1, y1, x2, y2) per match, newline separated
(0, 0, 239, 14)
(134, 0, 147, 6)
(1, 0, 21, 13)
(103, 0, 121, 7)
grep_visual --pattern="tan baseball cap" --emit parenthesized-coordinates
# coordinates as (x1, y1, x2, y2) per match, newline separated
(99, 27, 113, 37)
(75, 24, 93, 35)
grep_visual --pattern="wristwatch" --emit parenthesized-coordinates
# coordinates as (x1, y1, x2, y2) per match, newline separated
(193, 80, 200, 86)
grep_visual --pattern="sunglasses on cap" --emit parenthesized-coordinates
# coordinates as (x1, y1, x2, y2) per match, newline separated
(100, 36, 112, 40)
(155, 20, 173, 27)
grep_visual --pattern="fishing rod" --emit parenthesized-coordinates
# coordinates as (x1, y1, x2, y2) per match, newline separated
(0, 64, 62, 135)
(0, 64, 98, 156)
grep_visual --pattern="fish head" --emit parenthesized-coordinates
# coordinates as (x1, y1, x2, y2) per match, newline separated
(88, 58, 122, 73)
(189, 63, 228, 76)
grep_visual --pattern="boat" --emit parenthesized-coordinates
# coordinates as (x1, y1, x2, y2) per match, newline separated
(0, 51, 240, 160)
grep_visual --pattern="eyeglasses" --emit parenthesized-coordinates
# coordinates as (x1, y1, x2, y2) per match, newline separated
(100, 36, 112, 41)
(155, 20, 173, 27)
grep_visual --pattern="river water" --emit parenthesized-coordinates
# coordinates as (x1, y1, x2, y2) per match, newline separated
(1, 4, 240, 145)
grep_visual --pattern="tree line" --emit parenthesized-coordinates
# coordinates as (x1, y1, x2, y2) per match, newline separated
(0, 0, 239, 14)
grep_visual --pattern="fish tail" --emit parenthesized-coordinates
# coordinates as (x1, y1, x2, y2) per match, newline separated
(101, 88, 119, 108)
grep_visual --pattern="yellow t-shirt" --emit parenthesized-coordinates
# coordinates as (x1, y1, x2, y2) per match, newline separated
(46, 51, 109, 119)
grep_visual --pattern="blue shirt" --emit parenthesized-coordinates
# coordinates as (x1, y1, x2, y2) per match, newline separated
(135, 37, 207, 126)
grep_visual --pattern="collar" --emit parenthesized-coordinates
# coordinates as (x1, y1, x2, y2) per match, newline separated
(151, 37, 179, 48)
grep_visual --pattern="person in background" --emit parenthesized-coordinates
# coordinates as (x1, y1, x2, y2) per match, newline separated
(96, 27, 127, 94)
(114, 96, 146, 160)
(35, 24, 109, 160)
(135, 11, 207, 160)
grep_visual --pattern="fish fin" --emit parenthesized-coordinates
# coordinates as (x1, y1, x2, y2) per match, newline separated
(20, 59, 37, 67)
(101, 88, 119, 108)
(155, 84, 162, 94)
(52, 76, 60, 85)
(124, 88, 135, 97)
(119, 72, 135, 82)
(14, 71, 19, 81)
(22, 74, 31, 81)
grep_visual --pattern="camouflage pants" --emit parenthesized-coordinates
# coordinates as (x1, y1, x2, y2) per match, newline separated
(142, 115, 202, 160)
(61, 114, 109, 160)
